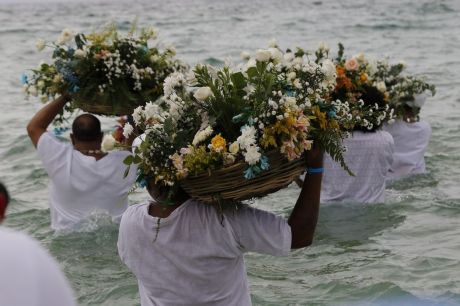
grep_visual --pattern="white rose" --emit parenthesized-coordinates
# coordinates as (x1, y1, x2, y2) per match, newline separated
(244, 145, 261, 165)
(123, 122, 134, 138)
(57, 28, 75, 45)
(194, 86, 213, 101)
(229, 142, 239, 154)
(287, 71, 296, 80)
(150, 55, 159, 63)
(101, 134, 116, 152)
(255, 49, 271, 62)
(36, 39, 46, 52)
(240, 51, 251, 60)
(74, 49, 87, 58)
(245, 58, 257, 69)
(268, 48, 282, 63)
(293, 79, 302, 89)
(354, 52, 367, 65)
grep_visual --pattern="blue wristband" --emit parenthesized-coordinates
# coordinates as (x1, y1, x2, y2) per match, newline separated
(307, 167, 324, 174)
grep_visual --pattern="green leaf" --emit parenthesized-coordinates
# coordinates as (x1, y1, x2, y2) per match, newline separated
(123, 155, 134, 165)
(133, 155, 142, 164)
(123, 165, 131, 178)
(231, 72, 246, 89)
(247, 67, 258, 79)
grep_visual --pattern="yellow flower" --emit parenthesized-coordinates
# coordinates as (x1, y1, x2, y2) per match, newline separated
(229, 142, 239, 154)
(359, 72, 368, 83)
(312, 106, 327, 130)
(211, 134, 227, 152)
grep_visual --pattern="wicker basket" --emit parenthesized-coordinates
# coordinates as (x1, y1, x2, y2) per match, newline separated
(180, 150, 308, 203)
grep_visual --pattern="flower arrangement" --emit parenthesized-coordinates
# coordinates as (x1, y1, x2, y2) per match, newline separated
(372, 59, 436, 120)
(124, 43, 355, 202)
(22, 23, 186, 123)
(315, 43, 395, 131)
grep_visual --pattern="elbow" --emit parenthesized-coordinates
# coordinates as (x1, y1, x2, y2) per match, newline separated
(26, 122, 34, 137)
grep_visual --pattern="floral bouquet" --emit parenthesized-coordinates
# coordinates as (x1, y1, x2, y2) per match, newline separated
(372, 59, 435, 121)
(22, 23, 186, 123)
(124, 43, 354, 204)
(315, 43, 395, 131)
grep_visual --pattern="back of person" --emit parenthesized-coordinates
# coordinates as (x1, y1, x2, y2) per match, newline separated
(118, 200, 291, 306)
(383, 119, 431, 181)
(321, 130, 394, 204)
(0, 226, 76, 306)
(37, 132, 137, 231)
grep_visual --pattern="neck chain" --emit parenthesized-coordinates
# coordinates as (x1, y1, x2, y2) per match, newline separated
(77, 149, 105, 155)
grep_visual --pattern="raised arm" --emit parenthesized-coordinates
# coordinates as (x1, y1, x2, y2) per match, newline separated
(26, 94, 70, 148)
(288, 147, 324, 249)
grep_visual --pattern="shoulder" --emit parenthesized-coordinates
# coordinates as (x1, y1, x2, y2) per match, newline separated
(415, 120, 432, 133)
(37, 132, 69, 150)
(121, 203, 148, 222)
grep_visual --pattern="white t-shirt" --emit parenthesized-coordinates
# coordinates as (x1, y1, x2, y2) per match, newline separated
(383, 119, 431, 181)
(321, 130, 394, 204)
(0, 227, 76, 306)
(118, 200, 291, 306)
(37, 132, 137, 231)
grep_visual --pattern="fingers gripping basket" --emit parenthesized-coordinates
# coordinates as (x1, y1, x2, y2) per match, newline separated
(180, 151, 308, 204)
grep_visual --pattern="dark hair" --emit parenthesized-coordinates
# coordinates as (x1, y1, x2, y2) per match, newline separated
(0, 182, 10, 208)
(72, 114, 102, 142)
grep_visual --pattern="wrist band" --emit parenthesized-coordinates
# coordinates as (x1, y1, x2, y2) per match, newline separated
(307, 167, 324, 174)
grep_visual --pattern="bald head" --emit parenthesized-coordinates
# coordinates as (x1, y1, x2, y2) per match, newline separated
(72, 114, 102, 142)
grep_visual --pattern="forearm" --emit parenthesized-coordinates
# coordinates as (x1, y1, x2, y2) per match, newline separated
(288, 153, 323, 249)
(26, 95, 69, 147)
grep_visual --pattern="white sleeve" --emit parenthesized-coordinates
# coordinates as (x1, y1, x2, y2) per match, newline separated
(225, 205, 291, 256)
(36, 132, 71, 177)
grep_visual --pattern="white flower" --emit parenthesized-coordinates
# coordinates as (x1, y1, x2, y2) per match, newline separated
(144, 102, 160, 120)
(244, 145, 261, 165)
(35, 39, 46, 51)
(28, 86, 38, 96)
(192, 126, 213, 146)
(268, 38, 278, 48)
(318, 41, 330, 52)
(57, 28, 75, 45)
(293, 78, 302, 89)
(194, 86, 213, 101)
(268, 48, 282, 63)
(132, 106, 143, 125)
(229, 142, 239, 154)
(255, 49, 271, 62)
(237, 125, 257, 149)
(36, 80, 45, 89)
(53, 74, 63, 84)
(284, 52, 294, 62)
(321, 59, 337, 83)
(101, 134, 116, 152)
(287, 71, 296, 80)
(240, 51, 251, 60)
(123, 122, 134, 138)
(354, 52, 367, 65)
(74, 49, 87, 58)
(375, 81, 387, 93)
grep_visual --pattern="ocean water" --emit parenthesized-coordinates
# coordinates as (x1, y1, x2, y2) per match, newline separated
(1, 0, 460, 305)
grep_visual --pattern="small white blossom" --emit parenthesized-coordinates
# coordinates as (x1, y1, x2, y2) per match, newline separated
(193, 86, 213, 101)
(36, 39, 46, 51)
(123, 122, 134, 138)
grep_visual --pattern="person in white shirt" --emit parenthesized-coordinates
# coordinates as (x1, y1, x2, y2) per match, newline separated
(27, 95, 137, 232)
(118, 147, 324, 306)
(383, 96, 431, 181)
(0, 182, 77, 306)
(320, 85, 394, 204)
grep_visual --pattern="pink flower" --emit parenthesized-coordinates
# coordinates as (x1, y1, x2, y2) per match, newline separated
(295, 113, 310, 131)
(344, 58, 359, 71)
(281, 140, 300, 161)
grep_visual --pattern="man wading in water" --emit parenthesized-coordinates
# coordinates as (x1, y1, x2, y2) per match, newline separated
(118, 147, 324, 305)
(27, 95, 137, 232)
